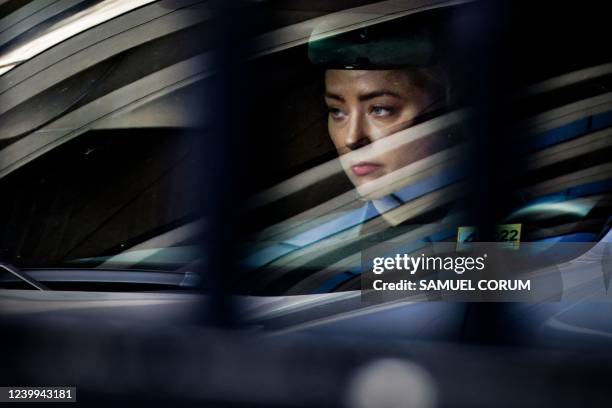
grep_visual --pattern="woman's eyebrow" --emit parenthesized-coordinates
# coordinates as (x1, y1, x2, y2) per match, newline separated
(324, 92, 344, 101)
(357, 90, 402, 101)
(324, 90, 402, 102)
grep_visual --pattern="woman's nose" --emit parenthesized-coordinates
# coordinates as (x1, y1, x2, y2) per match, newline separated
(344, 113, 371, 151)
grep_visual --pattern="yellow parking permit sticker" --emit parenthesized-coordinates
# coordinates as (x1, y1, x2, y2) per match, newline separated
(495, 223, 521, 249)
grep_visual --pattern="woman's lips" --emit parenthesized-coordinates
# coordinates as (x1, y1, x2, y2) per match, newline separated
(351, 162, 382, 177)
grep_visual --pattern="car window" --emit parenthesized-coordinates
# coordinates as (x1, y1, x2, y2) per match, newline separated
(0, 127, 202, 270)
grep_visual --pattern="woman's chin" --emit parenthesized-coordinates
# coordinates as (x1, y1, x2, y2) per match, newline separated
(353, 175, 396, 200)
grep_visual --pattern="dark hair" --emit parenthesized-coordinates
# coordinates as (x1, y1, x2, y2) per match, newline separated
(403, 64, 451, 108)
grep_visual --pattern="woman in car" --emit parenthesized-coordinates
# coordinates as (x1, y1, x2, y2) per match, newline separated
(309, 22, 462, 235)
(241, 19, 465, 294)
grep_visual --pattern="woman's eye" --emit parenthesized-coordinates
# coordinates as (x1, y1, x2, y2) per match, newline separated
(328, 108, 346, 119)
(371, 106, 394, 117)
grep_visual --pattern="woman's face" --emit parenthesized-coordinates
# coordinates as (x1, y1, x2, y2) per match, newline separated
(325, 69, 439, 189)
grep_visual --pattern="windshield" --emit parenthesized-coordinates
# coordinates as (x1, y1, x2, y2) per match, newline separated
(228, 5, 612, 295)
(1, 0, 611, 294)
